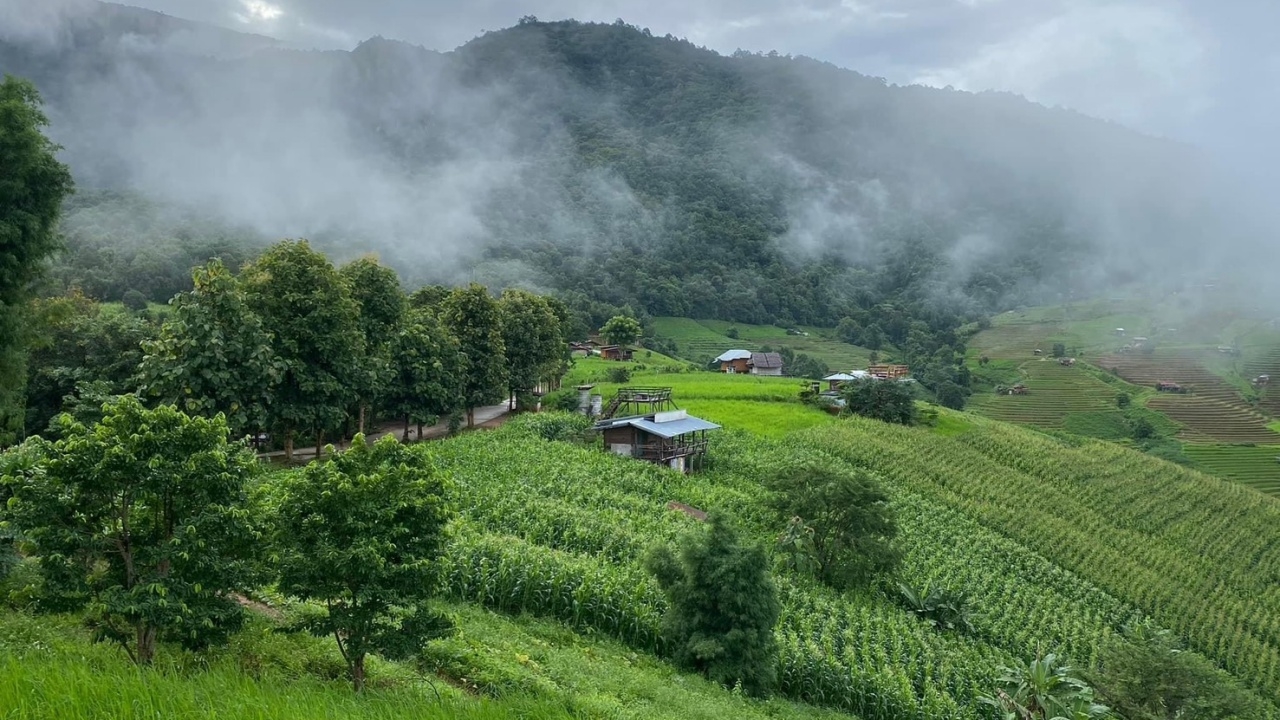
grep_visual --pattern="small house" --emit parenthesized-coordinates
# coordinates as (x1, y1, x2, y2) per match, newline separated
(749, 352, 784, 376)
(715, 349, 753, 373)
(822, 370, 870, 391)
(593, 408, 720, 473)
(599, 345, 633, 361)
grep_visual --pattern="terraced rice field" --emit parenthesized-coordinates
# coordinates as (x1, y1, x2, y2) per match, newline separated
(967, 360, 1127, 429)
(1184, 444, 1280, 496)
(1243, 343, 1280, 418)
(1097, 351, 1280, 444)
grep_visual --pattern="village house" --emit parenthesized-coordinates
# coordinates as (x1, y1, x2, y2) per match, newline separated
(749, 352, 784, 376)
(599, 345, 633, 361)
(715, 349, 753, 373)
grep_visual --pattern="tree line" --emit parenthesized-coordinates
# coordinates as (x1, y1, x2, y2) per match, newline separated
(27, 239, 569, 461)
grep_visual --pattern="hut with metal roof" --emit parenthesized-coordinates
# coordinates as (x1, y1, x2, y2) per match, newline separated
(591, 387, 719, 472)
(715, 349, 753, 373)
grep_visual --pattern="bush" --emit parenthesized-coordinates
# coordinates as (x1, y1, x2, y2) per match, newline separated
(725, 327, 739, 339)
(840, 379, 917, 425)
(121, 289, 148, 312)
(605, 366, 632, 384)
(1052, 343, 1067, 358)
(1116, 393, 1132, 409)
(507, 412, 593, 443)
(543, 389, 582, 412)
(646, 515, 780, 697)
(767, 463, 900, 590)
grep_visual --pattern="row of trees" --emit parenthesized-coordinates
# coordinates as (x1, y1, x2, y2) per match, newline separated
(126, 240, 567, 460)
(1, 398, 451, 690)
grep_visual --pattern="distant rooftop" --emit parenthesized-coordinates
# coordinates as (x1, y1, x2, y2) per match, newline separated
(715, 349, 752, 362)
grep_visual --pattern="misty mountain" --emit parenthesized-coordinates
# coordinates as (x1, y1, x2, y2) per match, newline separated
(0, 2, 1237, 326)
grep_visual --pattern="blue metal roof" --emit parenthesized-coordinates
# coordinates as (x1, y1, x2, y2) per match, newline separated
(627, 415, 721, 439)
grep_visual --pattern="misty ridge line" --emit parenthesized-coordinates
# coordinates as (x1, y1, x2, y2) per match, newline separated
(0, 0, 1272, 316)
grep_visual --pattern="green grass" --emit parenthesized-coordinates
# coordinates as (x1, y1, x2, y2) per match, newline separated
(679, 399, 836, 437)
(930, 411, 974, 437)
(0, 613, 564, 720)
(0, 601, 856, 720)
(650, 317, 875, 371)
(427, 605, 855, 720)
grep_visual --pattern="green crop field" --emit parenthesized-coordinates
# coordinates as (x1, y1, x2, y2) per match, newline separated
(1184, 444, 1280, 495)
(651, 317, 875, 371)
(968, 302, 1280, 494)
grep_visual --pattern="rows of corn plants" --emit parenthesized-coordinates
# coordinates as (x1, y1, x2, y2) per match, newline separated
(428, 422, 1280, 719)
(708, 434, 1141, 667)
(441, 530, 995, 720)
(797, 416, 1280, 708)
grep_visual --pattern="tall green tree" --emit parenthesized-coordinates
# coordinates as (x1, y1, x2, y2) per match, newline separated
(840, 378, 918, 425)
(645, 514, 781, 697)
(272, 435, 454, 691)
(386, 308, 463, 440)
(0, 76, 75, 445)
(0, 397, 262, 664)
(767, 463, 900, 590)
(137, 260, 278, 438)
(441, 284, 507, 427)
(499, 289, 563, 410)
(241, 240, 362, 460)
(338, 257, 405, 433)
(600, 315, 641, 347)
(24, 291, 154, 436)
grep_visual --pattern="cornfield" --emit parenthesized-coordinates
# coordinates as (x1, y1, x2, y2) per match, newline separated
(426, 419, 1280, 719)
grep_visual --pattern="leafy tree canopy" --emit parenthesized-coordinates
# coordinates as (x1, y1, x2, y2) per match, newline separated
(645, 514, 780, 697)
(0, 396, 262, 664)
(840, 378, 918, 425)
(271, 434, 454, 691)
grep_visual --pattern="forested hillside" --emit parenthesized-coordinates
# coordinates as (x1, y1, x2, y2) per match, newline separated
(0, 3, 1228, 330)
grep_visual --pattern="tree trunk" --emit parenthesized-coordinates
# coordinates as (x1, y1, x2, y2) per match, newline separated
(416, 421, 423, 439)
(467, 407, 475, 427)
(351, 652, 366, 692)
(403, 415, 411, 442)
(284, 430, 294, 462)
(315, 430, 324, 459)
(136, 623, 157, 665)
(358, 403, 367, 435)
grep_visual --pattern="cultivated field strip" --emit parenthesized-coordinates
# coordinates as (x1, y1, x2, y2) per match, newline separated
(800, 417, 1280, 706)
(426, 420, 1279, 718)
(967, 361, 1123, 429)
(1185, 444, 1280, 496)
(1097, 351, 1280, 443)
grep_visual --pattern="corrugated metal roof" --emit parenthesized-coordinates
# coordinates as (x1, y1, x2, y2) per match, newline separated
(751, 352, 783, 369)
(824, 372, 857, 381)
(715, 349, 753, 362)
(628, 415, 721, 439)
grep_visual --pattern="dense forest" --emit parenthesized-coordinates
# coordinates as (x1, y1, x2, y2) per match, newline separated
(2, 4, 1226, 322)
(0, 2, 1240, 418)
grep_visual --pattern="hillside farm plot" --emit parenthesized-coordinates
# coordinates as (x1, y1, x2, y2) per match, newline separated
(651, 317, 873, 370)
(1184, 444, 1280, 496)
(1242, 341, 1280, 418)
(966, 360, 1129, 431)
(1098, 351, 1280, 444)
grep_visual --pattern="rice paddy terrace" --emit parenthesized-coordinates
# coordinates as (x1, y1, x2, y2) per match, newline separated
(1096, 351, 1279, 444)
(969, 303, 1280, 497)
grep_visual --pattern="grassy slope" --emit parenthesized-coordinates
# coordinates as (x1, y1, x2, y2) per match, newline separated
(651, 317, 875, 370)
(0, 602, 854, 720)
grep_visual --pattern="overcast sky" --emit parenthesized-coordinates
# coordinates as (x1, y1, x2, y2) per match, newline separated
(118, 0, 1277, 177)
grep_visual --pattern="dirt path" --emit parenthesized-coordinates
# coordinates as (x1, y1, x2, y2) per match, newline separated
(258, 402, 512, 463)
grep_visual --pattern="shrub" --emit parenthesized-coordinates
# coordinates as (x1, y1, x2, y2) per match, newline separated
(543, 389, 582, 412)
(646, 515, 780, 697)
(121, 289, 148, 312)
(606, 366, 632, 384)
(508, 412, 593, 443)
(840, 379, 917, 425)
